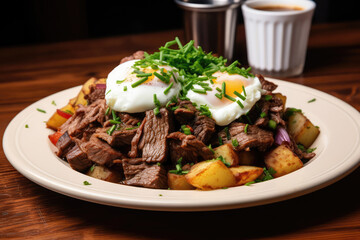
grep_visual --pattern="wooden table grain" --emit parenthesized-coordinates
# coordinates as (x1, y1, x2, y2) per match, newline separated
(1, 21, 359, 239)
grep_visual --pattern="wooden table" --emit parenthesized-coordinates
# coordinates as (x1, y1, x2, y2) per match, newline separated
(1, 21, 359, 239)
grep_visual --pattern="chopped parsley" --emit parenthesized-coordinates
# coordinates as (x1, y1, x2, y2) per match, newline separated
(25, 124, 29, 128)
(51, 100, 57, 106)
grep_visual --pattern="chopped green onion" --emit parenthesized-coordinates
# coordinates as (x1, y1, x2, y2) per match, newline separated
(132, 69, 145, 74)
(236, 100, 244, 109)
(109, 119, 121, 124)
(215, 93, 223, 99)
(242, 85, 247, 96)
(208, 144, 215, 154)
(105, 89, 111, 95)
(218, 136, 223, 146)
(136, 73, 152, 77)
(224, 127, 230, 140)
(264, 95, 273, 101)
(131, 77, 149, 88)
(111, 110, 117, 120)
(154, 72, 170, 83)
(153, 94, 161, 107)
(90, 164, 95, 172)
(198, 104, 212, 117)
(308, 98, 316, 103)
(222, 82, 226, 96)
(123, 86, 127, 91)
(181, 125, 192, 135)
(36, 108, 46, 113)
(154, 107, 160, 116)
(260, 112, 267, 118)
(175, 37, 183, 49)
(234, 91, 246, 101)
(224, 94, 236, 102)
(192, 88, 207, 94)
(232, 139, 239, 147)
(244, 124, 249, 134)
(216, 87, 222, 92)
(105, 107, 110, 115)
(116, 80, 125, 84)
(268, 119, 277, 129)
(106, 124, 116, 136)
(163, 82, 174, 95)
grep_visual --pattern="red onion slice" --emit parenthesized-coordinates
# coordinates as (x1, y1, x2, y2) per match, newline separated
(275, 127, 291, 145)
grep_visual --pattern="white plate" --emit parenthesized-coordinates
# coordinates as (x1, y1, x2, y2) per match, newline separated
(3, 79, 360, 211)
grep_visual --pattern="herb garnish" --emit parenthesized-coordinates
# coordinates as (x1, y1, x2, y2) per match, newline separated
(308, 98, 316, 103)
(169, 158, 189, 175)
(36, 108, 46, 113)
(83, 181, 91, 186)
(245, 167, 276, 185)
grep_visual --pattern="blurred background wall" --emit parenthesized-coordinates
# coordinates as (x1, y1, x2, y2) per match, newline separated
(1, 0, 358, 47)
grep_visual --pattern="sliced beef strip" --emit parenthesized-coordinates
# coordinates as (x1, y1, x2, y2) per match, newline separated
(123, 163, 168, 189)
(56, 131, 75, 158)
(219, 122, 274, 152)
(174, 100, 197, 124)
(129, 116, 147, 158)
(257, 74, 277, 92)
(94, 125, 138, 147)
(167, 132, 215, 165)
(84, 84, 105, 105)
(130, 108, 173, 163)
(173, 100, 215, 144)
(121, 158, 149, 180)
(81, 135, 124, 166)
(120, 51, 145, 64)
(192, 112, 216, 144)
(60, 99, 107, 138)
(66, 141, 92, 172)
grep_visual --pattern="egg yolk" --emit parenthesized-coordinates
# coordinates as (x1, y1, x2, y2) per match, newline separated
(141, 68, 168, 84)
(212, 77, 247, 101)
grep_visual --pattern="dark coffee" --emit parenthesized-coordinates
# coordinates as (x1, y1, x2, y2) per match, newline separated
(253, 5, 304, 11)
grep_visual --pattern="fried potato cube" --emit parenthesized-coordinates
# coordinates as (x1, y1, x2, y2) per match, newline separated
(287, 111, 320, 148)
(214, 143, 239, 167)
(185, 160, 236, 190)
(264, 145, 303, 178)
(86, 165, 121, 183)
(168, 173, 196, 190)
(230, 166, 264, 186)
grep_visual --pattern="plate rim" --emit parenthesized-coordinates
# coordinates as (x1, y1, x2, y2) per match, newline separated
(3, 78, 360, 211)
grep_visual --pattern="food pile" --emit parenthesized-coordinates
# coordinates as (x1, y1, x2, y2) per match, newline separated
(47, 38, 320, 190)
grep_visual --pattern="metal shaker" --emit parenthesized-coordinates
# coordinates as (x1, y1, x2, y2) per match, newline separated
(175, 0, 242, 61)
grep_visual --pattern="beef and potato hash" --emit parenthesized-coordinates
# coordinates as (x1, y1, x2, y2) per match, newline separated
(47, 38, 320, 190)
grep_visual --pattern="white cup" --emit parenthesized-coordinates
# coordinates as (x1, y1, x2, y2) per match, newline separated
(242, 0, 316, 77)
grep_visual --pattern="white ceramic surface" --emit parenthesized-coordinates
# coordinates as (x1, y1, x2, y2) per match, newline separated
(242, 0, 316, 76)
(3, 79, 360, 211)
